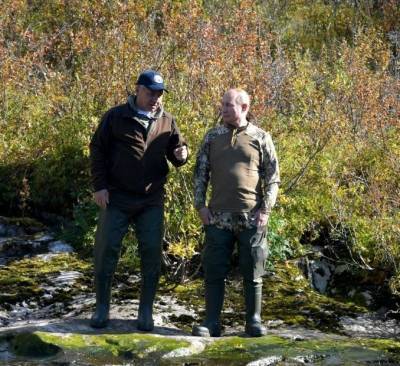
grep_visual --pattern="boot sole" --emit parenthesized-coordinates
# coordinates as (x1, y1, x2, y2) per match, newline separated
(245, 325, 266, 337)
(192, 326, 221, 337)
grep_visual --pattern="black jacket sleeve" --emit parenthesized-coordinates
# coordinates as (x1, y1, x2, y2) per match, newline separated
(166, 118, 188, 167)
(89, 110, 112, 192)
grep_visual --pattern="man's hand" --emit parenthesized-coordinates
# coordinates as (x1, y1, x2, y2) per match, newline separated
(198, 206, 213, 225)
(173, 146, 188, 161)
(93, 189, 109, 209)
(255, 209, 269, 230)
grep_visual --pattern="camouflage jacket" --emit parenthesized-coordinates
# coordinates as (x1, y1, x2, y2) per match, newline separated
(194, 122, 280, 231)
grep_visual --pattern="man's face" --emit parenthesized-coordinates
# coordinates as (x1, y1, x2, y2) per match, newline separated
(135, 85, 163, 112)
(221, 91, 244, 127)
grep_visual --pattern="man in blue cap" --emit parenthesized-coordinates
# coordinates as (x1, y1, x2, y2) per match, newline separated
(89, 70, 188, 330)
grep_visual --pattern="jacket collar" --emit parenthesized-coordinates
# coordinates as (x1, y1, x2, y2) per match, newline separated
(224, 122, 249, 132)
(125, 95, 164, 122)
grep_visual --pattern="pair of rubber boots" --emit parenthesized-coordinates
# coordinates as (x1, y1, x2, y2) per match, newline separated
(90, 275, 157, 331)
(192, 282, 266, 337)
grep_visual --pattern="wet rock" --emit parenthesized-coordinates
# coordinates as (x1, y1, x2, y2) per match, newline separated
(0, 216, 45, 236)
(0, 237, 49, 260)
(299, 220, 398, 313)
(35, 253, 61, 261)
(48, 240, 74, 254)
(0, 223, 7, 236)
(162, 338, 206, 358)
(33, 233, 54, 242)
(1, 225, 25, 237)
(386, 308, 400, 320)
(0, 217, 56, 264)
(340, 313, 400, 338)
(247, 356, 283, 365)
(308, 257, 335, 294)
(361, 290, 374, 306)
(48, 271, 83, 286)
(291, 354, 326, 364)
(1, 324, 399, 365)
(0, 310, 10, 327)
(266, 320, 284, 328)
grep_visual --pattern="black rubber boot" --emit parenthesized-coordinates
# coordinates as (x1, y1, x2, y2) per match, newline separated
(90, 276, 112, 328)
(90, 207, 128, 329)
(192, 282, 225, 337)
(137, 274, 159, 331)
(244, 281, 267, 337)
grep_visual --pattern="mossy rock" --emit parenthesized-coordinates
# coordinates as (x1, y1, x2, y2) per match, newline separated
(166, 261, 367, 332)
(0, 253, 91, 305)
(260, 262, 367, 330)
(0, 216, 46, 233)
(2, 331, 400, 365)
(192, 335, 400, 365)
(11, 332, 60, 358)
(38, 332, 190, 362)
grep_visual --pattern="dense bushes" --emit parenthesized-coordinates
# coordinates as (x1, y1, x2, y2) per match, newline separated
(1, 0, 399, 292)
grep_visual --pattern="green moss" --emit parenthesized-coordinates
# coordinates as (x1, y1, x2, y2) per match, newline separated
(37, 332, 189, 359)
(161, 278, 205, 309)
(11, 333, 60, 358)
(194, 335, 399, 364)
(200, 335, 291, 363)
(0, 253, 91, 305)
(358, 338, 400, 356)
(162, 261, 368, 332)
(260, 261, 367, 330)
(4, 217, 46, 232)
(4, 331, 399, 365)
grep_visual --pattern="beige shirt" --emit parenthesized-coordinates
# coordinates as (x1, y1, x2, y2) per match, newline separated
(208, 125, 263, 211)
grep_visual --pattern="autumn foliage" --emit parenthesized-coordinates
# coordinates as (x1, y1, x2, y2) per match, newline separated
(1, 1, 399, 293)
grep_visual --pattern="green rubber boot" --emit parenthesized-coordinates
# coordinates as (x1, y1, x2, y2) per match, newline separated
(137, 274, 159, 331)
(192, 282, 224, 337)
(244, 281, 267, 337)
(90, 276, 112, 328)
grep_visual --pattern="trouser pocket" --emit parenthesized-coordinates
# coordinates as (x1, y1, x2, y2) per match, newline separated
(250, 231, 268, 279)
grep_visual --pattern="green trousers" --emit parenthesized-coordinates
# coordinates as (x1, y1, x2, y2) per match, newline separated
(91, 198, 163, 329)
(192, 224, 269, 337)
(94, 204, 163, 281)
(202, 225, 268, 284)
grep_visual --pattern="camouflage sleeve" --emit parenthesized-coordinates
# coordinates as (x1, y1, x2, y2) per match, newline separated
(193, 131, 211, 210)
(260, 132, 280, 213)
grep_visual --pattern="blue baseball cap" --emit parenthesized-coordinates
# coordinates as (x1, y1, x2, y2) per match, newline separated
(136, 70, 168, 92)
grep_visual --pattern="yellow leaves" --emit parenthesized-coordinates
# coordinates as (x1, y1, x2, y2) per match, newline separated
(167, 239, 197, 260)
(330, 68, 352, 94)
(1, 0, 399, 280)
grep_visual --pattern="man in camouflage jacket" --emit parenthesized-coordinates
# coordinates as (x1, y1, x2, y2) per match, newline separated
(192, 88, 280, 337)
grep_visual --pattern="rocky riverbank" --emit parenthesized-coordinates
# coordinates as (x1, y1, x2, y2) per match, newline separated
(0, 216, 399, 365)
